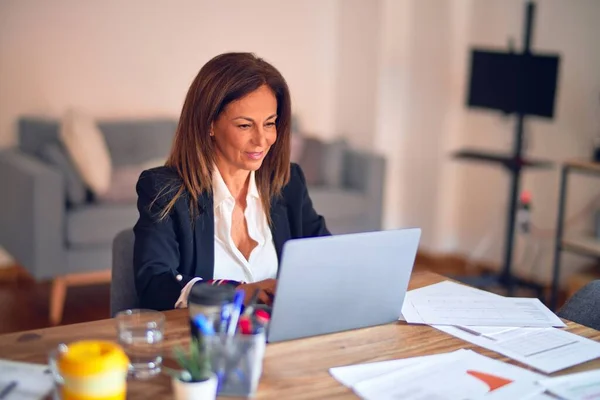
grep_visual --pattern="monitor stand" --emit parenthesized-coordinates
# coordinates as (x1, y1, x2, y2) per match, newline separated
(452, 1, 553, 303)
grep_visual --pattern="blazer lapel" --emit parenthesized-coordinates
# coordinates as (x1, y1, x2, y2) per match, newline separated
(195, 192, 215, 280)
(270, 196, 291, 263)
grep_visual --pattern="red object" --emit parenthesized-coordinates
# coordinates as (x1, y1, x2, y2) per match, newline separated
(239, 317, 253, 335)
(466, 370, 513, 392)
(255, 310, 270, 324)
(520, 190, 532, 205)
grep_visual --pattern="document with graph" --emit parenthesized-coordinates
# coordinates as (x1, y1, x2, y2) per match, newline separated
(348, 349, 544, 400)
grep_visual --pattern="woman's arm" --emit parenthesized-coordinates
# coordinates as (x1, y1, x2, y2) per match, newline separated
(133, 170, 191, 311)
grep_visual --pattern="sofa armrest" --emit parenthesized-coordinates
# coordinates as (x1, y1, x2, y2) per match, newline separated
(343, 149, 386, 230)
(0, 149, 66, 280)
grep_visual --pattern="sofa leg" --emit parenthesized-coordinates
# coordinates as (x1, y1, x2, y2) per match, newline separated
(50, 277, 67, 326)
(48, 270, 112, 325)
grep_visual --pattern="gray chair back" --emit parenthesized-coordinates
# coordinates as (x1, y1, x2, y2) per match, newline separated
(557, 280, 600, 330)
(111, 229, 139, 317)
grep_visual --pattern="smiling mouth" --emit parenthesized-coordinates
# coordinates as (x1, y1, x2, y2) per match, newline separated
(246, 151, 264, 160)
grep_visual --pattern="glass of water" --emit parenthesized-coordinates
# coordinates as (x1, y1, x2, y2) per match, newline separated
(116, 309, 165, 379)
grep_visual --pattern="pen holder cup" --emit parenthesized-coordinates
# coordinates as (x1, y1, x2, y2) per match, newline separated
(206, 332, 266, 398)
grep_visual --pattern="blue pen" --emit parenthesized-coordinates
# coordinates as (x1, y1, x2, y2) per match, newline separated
(227, 290, 245, 336)
(219, 302, 232, 334)
(193, 314, 215, 336)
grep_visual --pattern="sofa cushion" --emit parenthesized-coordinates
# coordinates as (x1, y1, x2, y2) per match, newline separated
(60, 109, 112, 196)
(96, 158, 165, 204)
(321, 138, 348, 188)
(38, 142, 88, 207)
(307, 187, 367, 221)
(17, 117, 176, 169)
(66, 204, 139, 247)
(100, 120, 176, 167)
(298, 137, 325, 186)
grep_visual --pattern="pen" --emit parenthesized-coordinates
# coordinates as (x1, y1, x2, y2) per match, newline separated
(219, 301, 232, 334)
(193, 314, 215, 336)
(227, 290, 245, 337)
(0, 381, 17, 399)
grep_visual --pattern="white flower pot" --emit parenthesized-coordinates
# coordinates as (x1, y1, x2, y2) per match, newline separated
(172, 373, 218, 400)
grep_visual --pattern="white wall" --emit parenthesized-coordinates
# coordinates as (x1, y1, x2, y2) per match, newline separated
(370, 0, 600, 284)
(336, 0, 600, 286)
(453, 0, 600, 283)
(0, 0, 341, 267)
(0, 0, 339, 148)
(333, 0, 381, 149)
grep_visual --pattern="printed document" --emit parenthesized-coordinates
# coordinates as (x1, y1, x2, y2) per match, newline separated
(345, 349, 544, 400)
(437, 324, 600, 374)
(0, 359, 53, 400)
(402, 281, 600, 373)
(405, 295, 565, 327)
(329, 349, 468, 388)
(538, 369, 600, 400)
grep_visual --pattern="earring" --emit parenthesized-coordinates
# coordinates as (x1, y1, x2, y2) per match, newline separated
(209, 132, 214, 137)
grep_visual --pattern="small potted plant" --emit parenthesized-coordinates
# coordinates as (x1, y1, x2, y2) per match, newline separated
(167, 337, 218, 400)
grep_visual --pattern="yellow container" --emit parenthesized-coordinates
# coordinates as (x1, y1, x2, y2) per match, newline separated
(56, 340, 129, 400)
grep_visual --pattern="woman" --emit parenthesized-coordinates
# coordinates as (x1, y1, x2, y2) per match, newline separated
(133, 52, 330, 311)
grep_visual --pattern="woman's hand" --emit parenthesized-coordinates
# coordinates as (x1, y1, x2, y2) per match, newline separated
(237, 279, 277, 306)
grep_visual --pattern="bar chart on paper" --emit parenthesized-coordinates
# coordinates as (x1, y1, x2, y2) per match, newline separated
(331, 350, 545, 400)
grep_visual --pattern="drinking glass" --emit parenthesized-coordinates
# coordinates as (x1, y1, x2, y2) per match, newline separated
(116, 309, 165, 379)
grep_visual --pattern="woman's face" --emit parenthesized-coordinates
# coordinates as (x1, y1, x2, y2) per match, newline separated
(212, 84, 277, 174)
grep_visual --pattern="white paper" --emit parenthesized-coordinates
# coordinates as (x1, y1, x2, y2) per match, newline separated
(403, 281, 600, 373)
(494, 328, 578, 357)
(538, 369, 600, 400)
(401, 281, 494, 324)
(0, 359, 54, 400)
(329, 350, 467, 388)
(458, 326, 519, 337)
(436, 325, 600, 374)
(402, 281, 563, 329)
(521, 393, 557, 400)
(351, 349, 544, 400)
(474, 380, 546, 400)
(406, 296, 565, 327)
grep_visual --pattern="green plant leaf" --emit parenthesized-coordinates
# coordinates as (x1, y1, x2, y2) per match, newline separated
(171, 336, 213, 382)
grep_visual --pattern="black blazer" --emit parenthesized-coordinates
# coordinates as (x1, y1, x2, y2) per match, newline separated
(133, 163, 330, 311)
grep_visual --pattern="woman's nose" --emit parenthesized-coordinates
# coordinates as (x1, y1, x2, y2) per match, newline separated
(253, 126, 268, 147)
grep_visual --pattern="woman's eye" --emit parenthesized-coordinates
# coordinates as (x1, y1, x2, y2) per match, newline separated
(265, 122, 276, 128)
(238, 124, 251, 129)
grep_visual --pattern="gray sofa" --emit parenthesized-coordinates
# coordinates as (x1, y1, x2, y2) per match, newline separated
(0, 117, 385, 322)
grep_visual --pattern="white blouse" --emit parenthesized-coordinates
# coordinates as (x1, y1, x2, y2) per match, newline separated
(175, 167, 278, 307)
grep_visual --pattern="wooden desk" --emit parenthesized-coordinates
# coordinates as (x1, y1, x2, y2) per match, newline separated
(1, 271, 599, 399)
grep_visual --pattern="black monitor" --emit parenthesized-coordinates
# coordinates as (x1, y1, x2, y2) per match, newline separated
(466, 49, 560, 118)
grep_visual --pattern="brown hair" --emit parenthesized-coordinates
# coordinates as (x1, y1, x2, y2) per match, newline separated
(160, 52, 291, 223)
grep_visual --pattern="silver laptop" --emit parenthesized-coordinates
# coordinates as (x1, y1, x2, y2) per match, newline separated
(267, 228, 421, 343)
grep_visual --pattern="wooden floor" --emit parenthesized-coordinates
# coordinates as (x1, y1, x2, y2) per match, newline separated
(0, 261, 563, 335)
(0, 276, 110, 334)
